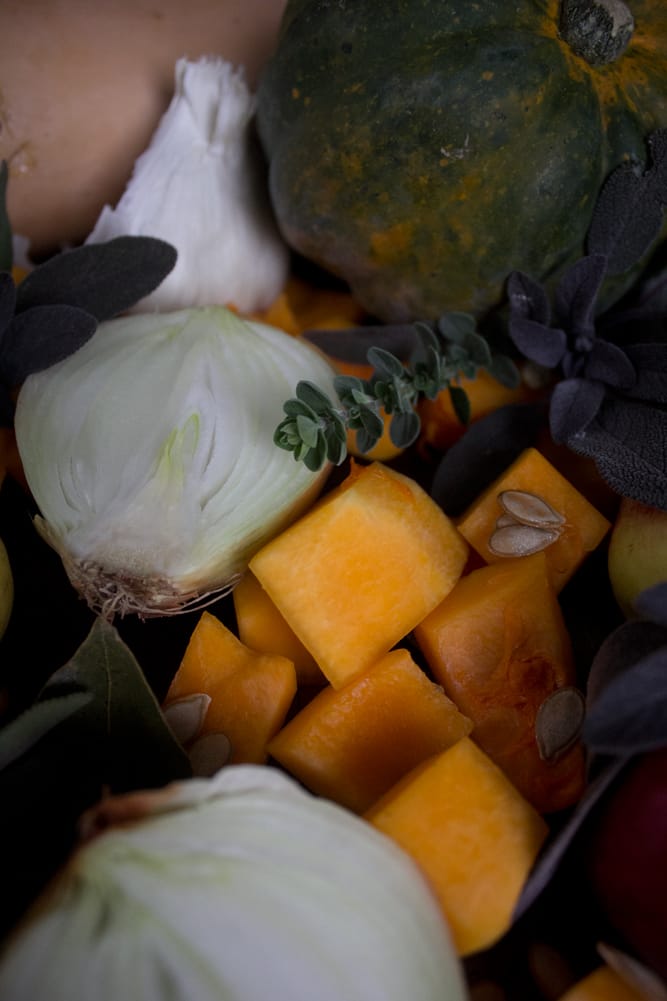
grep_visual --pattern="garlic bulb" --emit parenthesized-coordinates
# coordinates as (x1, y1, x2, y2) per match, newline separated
(14, 306, 335, 617)
(0, 765, 468, 1001)
(86, 57, 289, 313)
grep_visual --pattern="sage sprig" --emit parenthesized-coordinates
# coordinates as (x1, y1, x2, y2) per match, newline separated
(275, 313, 520, 471)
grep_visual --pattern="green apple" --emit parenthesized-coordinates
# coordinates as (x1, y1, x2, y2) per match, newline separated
(0, 538, 13, 639)
(607, 498, 667, 618)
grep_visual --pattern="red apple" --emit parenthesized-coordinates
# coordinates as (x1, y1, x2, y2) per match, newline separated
(585, 746, 667, 983)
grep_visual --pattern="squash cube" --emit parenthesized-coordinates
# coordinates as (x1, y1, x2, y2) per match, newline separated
(365, 737, 549, 957)
(558, 964, 648, 1001)
(268, 647, 472, 813)
(249, 461, 469, 688)
(456, 447, 610, 591)
(414, 552, 585, 813)
(233, 570, 324, 686)
(164, 611, 297, 765)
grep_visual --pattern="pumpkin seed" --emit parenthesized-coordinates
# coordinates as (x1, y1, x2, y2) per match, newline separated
(488, 523, 561, 557)
(597, 942, 667, 1001)
(535, 687, 585, 762)
(498, 489, 565, 528)
(162, 693, 212, 746)
(188, 732, 233, 777)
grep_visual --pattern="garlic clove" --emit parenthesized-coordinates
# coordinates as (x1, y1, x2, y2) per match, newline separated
(86, 57, 289, 314)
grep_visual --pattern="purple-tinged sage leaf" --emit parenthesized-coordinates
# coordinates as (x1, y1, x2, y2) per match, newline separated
(304, 324, 418, 364)
(635, 582, 667, 627)
(585, 339, 636, 390)
(587, 130, 667, 274)
(624, 343, 667, 402)
(15, 236, 177, 322)
(430, 401, 545, 517)
(507, 270, 551, 324)
(584, 642, 667, 756)
(512, 755, 629, 921)
(549, 377, 605, 442)
(508, 315, 567, 368)
(1, 304, 98, 383)
(554, 255, 607, 332)
(567, 399, 667, 510)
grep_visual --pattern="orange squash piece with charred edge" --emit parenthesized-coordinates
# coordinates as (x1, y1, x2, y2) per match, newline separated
(414, 551, 585, 814)
(164, 610, 297, 765)
(365, 737, 549, 957)
(268, 647, 472, 813)
(249, 461, 469, 689)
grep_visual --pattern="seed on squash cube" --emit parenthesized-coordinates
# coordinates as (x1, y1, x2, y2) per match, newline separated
(413, 551, 586, 814)
(365, 737, 549, 957)
(164, 611, 297, 765)
(268, 647, 473, 813)
(456, 447, 610, 591)
(249, 461, 469, 688)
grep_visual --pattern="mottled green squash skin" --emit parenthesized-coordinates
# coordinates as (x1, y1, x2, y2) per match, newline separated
(256, 0, 667, 322)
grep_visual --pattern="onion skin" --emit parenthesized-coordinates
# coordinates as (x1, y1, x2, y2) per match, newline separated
(0, 765, 469, 1001)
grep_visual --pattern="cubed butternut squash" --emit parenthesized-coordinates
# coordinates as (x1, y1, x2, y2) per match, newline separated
(456, 447, 610, 592)
(557, 965, 648, 1001)
(418, 369, 533, 452)
(414, 552, 585, 814)
(249, 461, 469, 688)
(164, 611, 297, 765)
(268, 647, 473, 813)
(365, 737, 549, 957)
(233, 570, 325, 686)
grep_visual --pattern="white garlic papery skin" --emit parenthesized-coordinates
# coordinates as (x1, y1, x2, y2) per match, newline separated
(86, 57, 289, 313)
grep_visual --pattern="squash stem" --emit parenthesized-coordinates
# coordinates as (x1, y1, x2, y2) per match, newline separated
(559, 0, 634, 65)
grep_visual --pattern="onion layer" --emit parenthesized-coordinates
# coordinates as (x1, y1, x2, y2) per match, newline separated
(14, 306, 336, 617)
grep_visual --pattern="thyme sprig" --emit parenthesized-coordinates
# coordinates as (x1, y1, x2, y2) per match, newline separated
(275, 314, 520, 471)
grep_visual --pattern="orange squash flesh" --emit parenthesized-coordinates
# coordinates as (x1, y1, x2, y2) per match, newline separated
(558, 965, 648, 1001)
(414, 552, 585, 814)
(417, 369, 534, 452)
(164, 611, 297, 765)
(268, 647, 473, 813)
(233, 570, 325, 686)
(249, 461, 469, 688)
(456, 446, 611, 592)
(365, 737, 549, 957)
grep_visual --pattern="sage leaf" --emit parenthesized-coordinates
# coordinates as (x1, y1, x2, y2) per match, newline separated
(430, 401, 545, 517)
(1, 304, 98, 382)
(47, 616, 191, 791)
(513, 755, 629, 921)
(566, 398, 667, 510)
(583, 641, 667, 756)
(587, 129, 667, 274)
(0, 691, 92, 771)
(15, 236, 177, 321)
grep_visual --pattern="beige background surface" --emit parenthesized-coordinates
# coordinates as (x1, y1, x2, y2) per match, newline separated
(0, 0, 289, 256)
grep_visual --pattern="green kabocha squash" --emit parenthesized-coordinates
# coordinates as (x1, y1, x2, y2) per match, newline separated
(256, 0, 667, 322)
